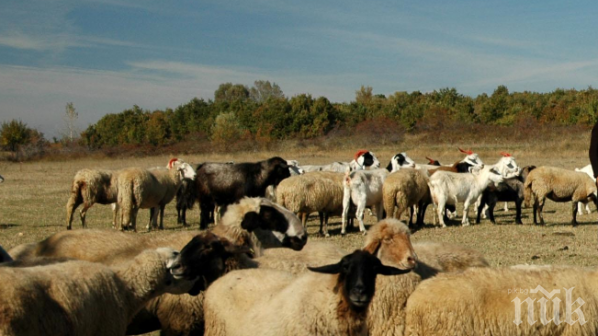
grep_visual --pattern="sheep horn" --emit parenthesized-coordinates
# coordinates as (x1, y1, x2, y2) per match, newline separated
(168, 158, 178, 169)
(500, 152, 511, 157)
(354, 149, 369, 161)
(458, 148, 473, 155)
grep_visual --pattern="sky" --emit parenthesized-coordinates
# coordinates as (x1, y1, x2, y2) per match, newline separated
(2, 0, 598, 139)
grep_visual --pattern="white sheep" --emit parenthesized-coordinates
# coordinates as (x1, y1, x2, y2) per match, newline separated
(342, 168, 389, 235)
(575, 164, 595, 215)
(0, 246, 201, 336)
(117, 158, 196, 232)
(204, 249, 409, 336)
(429, 166, 505, 227)
(382, 168, 431, 227)
(524, 166, 598, 226)
(404, 266, 598, 336)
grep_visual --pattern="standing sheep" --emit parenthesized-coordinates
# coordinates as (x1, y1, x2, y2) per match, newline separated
(0, 233, 232, 336)
(524, 166, 598, 226)
(117, 158, 196, 232)
(575, 164, 595, 215)
(175, 177, 197, 226)
(195, 157, 291, 229)
(204, 250, 409, 336)
(65, 168, 120, 230)
(382, 168, 431, 227)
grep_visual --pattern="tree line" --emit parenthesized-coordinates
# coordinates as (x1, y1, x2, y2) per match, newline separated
(3, 81, 598, 157)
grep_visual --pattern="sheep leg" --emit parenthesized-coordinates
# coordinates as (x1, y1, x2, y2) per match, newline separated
(461, 199, 471, 226)
(300, 212, 307, 230)
(78, 204, 91, 229)
(355, 197, 367, 234)
(534, 197, 545, 225)
(571, 202, 578, 227)
(577, 201, 584, 216)
(111, 203, 119, 229)
(436, 199, 447, 228)
(475, 197, 485, 224)
(341, 187, 352, 236)
(503, 201, 509, 212)
(318, 212, 324, 235)
(198, 200, 212, 229)
(323, 213, 330, 237)
(65, 194, 83, 230)
(158, 205, 165, 230)
(416, 201, 429, 226)
(514, 199, 523, 224)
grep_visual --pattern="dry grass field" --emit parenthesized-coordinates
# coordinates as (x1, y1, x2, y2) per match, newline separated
(0, 133, 597, 335)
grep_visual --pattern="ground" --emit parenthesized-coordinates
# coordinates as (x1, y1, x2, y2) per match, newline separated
(0, 136, 597, 335)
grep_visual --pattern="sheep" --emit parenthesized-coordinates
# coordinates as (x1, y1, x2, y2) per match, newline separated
(276, 171, 351, 236)
(404, 266, 598, 336)
(0, 245, 11, 263)
(342, 168, 389, 235)
(65, 168, 120, 230)
(204, 249, 409, 336)
(0, 233, 234, 336)
(263, 159, 304, 202)
(429, 166, 505, 227)
(414, 156, 441, 171)
(476, 165, 536, 225)
(429, 148, 485, 175)
(524, 166, 598, 226)
(195, 157, 291, 229)
(117, 158, 196, 232)
(382, 168, 432, 227)
(575, 164, 595, 215)
(10, 197, 307, 336)
(175, 177, 197, 226)
(255, 219, 489, 336)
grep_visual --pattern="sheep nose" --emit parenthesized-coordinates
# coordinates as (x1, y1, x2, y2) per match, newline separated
(406, 256, 417, 267)
(352, 284, 365, 295)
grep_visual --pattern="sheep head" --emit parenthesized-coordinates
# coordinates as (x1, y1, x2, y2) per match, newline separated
(308, 250, 410, 311)
(363, 218, 417, 270)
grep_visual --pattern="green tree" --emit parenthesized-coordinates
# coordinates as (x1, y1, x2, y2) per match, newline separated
(214, 83, 249, 103)
(211, 112, 245, 145)
(0, 120, 33, 152)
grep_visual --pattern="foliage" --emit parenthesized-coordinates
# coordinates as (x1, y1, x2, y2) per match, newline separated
(0, 120, 34, 152)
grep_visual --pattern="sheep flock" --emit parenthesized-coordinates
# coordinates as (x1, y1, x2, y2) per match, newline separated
(2, 149, 598, 336)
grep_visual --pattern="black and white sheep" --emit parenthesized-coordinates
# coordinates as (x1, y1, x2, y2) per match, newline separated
(524, 166, 598, 225)
(0, 233, 234, 336)
(195, 157, 291, 229)
(204, 250, 409, 336)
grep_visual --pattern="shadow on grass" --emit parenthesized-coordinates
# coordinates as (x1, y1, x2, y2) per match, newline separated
(0, 224, 19, 229)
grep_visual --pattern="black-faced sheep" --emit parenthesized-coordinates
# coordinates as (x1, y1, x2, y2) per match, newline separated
(204, 250, 409, 336)
(404, 266, 598, 336)
(0, 232, 234, 336)
(195, 157, 291, 229)
(524, 166, 598, 225)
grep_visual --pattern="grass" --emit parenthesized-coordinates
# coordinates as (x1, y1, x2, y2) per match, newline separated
(1, 135, 597, 335)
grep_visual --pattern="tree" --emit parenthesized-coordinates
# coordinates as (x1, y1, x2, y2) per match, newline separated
(214, 83, 249, 103)
(63, 102, 79, 141)
(249, 80, 284, 103)
(0, 120, 34, 153)
(211, 112, 245, 145)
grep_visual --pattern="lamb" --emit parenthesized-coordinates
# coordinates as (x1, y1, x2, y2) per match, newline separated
(65, 168, 120, 230)
(404, 266, 598, 336)
(429, 166, 505, 227)
(10, 197, 307, 336)
(195, 157, 291, 228)
(117, 158, 196, 232)
(0, 245, 11, 263)
(382, 168, 431, 227)
(204, 249, 409, 336)
(575, 164, 595, 215)
(0, 233, 233, 336)
(476, 165, 536, 225)
(524, 166, 598, 226)
(276, 171, 350, 236)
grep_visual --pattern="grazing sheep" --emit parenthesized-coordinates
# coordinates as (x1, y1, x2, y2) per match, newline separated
(195, 157, 291, 229)
(0, 245, 11, 263)
(276, 171, 351, 236)
(0, 233, 231, 336)
(382, 168, 431, 227)
(65, 168, 120, 230)
(524, 166, 598, 225)
(429, 166, 505, 227)
(404, 266, 598, 336)
(117, 158, 196, 232)
(476, 165, 536, 225)
(204, 250, 409, 336)
(575, 164, 594, 215)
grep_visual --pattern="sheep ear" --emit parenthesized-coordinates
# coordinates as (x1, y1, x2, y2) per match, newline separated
(376, 264, 412, 276)
(362, 240, 381, 256)
(308, 261, 343, 274)
(240, 211, 261, 232)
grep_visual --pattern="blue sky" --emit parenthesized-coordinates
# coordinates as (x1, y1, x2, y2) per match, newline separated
(2, 0, 598, 138)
